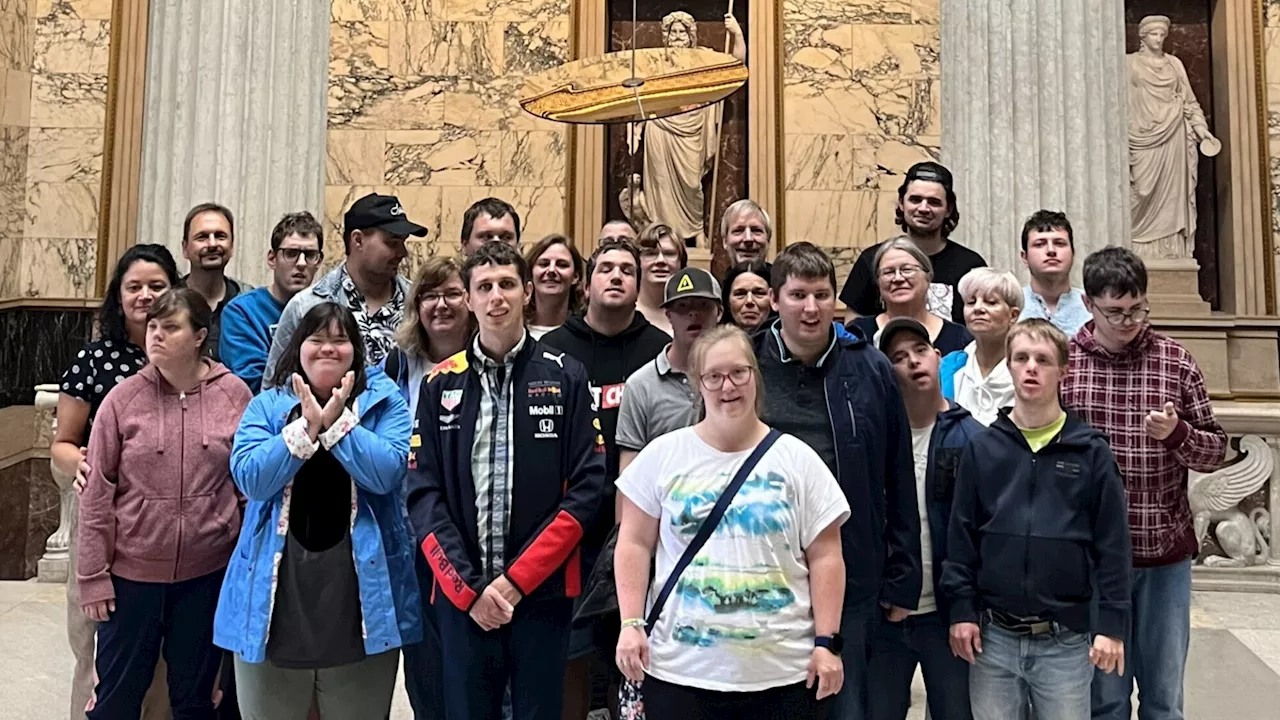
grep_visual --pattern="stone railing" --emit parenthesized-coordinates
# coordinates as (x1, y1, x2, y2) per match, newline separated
(1190, 402, 1280, 593)
(35, 383, 73, 582)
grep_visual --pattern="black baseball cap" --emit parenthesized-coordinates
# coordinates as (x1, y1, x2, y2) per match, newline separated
(662, 267, 721, 307)
(901, 161, 954, 193)
(344, 193, 428, 238)
(878, 317, 933, 354)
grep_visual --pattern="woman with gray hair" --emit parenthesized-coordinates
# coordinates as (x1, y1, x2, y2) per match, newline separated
(847, 237, 972, 355)
(939, 268, 1024, 425)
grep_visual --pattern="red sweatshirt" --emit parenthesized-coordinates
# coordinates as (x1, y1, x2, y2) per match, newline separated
(77, 361, 251, 604)
(1061, 323, 1227, 567)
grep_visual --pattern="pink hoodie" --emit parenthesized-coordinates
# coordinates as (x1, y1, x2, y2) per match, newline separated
(77, 360, 252, 605)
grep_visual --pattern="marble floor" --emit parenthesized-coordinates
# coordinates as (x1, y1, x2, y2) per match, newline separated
(1, 580, 1278, 720)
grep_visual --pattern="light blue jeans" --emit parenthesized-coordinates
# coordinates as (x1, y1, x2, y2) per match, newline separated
(1091, 559, 1191, 720)
(970, 622, 1093, 720)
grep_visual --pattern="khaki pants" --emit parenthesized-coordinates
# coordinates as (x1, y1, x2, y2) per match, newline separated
(68, 514, 170, 719)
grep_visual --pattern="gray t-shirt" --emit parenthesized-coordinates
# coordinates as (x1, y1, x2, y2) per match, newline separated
(615, 344, 699, 452)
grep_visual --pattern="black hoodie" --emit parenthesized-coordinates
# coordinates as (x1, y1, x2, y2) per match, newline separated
(542, 313, 671, 549)
(940, 410, 1132, 639)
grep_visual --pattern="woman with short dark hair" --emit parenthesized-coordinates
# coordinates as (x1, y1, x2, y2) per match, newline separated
(216, 302, 420, 719)
(77, 287, 252, 719)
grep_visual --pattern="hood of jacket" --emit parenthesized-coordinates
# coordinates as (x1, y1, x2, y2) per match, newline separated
(1073, 321, 1156, 365)
(988, 408, 1108, 450)
(135, 360, 243, 452)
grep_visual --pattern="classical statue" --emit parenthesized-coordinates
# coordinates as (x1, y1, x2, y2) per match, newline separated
(1127, 15, 1220, 261)
(1188, 434, 1273, 568)
(623, 11, 745, 244)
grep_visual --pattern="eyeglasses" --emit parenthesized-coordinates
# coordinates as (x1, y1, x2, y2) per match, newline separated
(421, 289, 466, 305)
(277, 247, 324, 265)
(878, 264, 922, 281)
(699, 366, 754, 391)
(639, 247, 681, 261)
(1099, 306, 1149, 326)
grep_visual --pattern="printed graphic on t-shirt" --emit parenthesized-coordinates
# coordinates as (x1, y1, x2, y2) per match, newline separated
(926, 282, 953, 320)
(590, 382, 625, 412)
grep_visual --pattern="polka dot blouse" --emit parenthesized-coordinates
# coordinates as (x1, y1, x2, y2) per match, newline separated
(59, 339, 148, 429)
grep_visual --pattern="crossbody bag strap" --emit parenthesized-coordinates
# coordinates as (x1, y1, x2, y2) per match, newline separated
(644, 428, 782, 633)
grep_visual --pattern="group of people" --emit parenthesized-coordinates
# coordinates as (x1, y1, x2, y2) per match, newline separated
(50, 158, 1224, 720)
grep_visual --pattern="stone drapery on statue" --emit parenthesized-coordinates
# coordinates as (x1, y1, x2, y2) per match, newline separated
(1127, 14, 1218, 261)
(634, 104, 719, 242)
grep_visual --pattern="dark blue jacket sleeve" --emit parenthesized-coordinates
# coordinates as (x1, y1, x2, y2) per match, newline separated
(941, 443, 982, 624)
(504, 366, 606, 597)
(220, 297, 269, 394)
(1091, 443, 1133, 640)
(405, 379, 484, 611)
(879, 363, 923, 610)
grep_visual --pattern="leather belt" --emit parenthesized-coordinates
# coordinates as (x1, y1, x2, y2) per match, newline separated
(985, 609, 1055, 636)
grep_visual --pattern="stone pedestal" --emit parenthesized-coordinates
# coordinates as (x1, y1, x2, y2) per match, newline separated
(34, 384, 71, 583)
(1147, 258, 1213, 317)
(940, 0, 1129, 281)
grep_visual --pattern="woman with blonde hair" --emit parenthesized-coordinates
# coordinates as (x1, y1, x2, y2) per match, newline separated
(382, 256, 474, 420)
(940, 268, 1024, 425)
(524, 233, 585, 339)
(614, 324, 849, 718)
(847, 237, 972, 355)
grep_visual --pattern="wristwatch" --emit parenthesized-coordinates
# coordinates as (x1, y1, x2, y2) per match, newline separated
(815, 634, 844, 656)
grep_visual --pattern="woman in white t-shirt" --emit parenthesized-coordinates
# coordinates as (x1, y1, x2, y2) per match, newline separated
(613, 325, 851, 719)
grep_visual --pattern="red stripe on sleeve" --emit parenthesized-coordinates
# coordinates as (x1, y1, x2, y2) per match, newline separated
(506, 510, 584, 596)
(422, 533, 478, 611)
(565, 546, 582, 598)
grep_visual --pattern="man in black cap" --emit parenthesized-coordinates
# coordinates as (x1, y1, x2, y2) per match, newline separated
(261, 192, 428, 387)
(839, 161, 987, 325)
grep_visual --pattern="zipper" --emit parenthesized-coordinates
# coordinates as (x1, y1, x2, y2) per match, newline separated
(175, 391, 186, 581)
(1023, 455, 1037, 604)
(823, 381, 841, 481)
(843, 381, 857, 438)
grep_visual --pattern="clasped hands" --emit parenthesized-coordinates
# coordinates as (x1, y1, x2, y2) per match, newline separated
(292, 372, 355, 441)
(469, 575, 523, 631)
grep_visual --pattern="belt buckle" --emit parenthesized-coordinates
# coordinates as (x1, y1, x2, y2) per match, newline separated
(1026, 620, 1054, 636)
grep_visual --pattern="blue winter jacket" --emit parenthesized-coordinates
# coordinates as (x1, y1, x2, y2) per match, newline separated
(919, 402, 984, 616)
(214, 367, 423, 663)
(938, 350, 966, 400)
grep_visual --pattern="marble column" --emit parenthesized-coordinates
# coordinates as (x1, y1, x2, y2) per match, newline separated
(136, 0, 329, 287)
(940, 0, 1129, 280)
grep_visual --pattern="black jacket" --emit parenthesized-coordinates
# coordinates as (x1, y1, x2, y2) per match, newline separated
(940, 411, 1132, 639)
(920, 403, 985, 617)
(405, 338, 606, 610)
(541, 313, 670, 550)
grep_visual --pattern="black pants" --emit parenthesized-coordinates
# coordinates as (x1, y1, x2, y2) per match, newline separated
(402, 552, 446, 718)
(642, 675, 827, 720)
(89, 570, 225, 720)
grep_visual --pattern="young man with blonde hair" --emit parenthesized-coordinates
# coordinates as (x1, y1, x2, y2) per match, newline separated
(943, 318, 1131, 720)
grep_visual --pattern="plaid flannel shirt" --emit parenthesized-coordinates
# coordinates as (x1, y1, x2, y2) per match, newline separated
(1060, 322, 1226, 566)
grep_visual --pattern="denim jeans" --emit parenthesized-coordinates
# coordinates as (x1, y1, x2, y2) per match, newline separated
(970, 622, 1092, 720)
(867, 611, 971, 720)
(1091, 559, 1191, 720)
(827, 596, 880, 719)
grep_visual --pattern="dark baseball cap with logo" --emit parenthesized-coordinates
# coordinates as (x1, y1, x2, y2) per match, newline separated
(662, 267, 721, 307)
(900, 161, 954, 193)
(878, 317, 933, 354)
(344, 193, 428, 238)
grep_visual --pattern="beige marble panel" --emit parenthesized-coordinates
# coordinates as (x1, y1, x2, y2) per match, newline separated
(332, 21, 390, 74)
(0, 11, 28, 71)
(388, 0, 438, 21)
(911, 0, 939, 25)
(784, 80, 880, 135)
(1268, 29, 1280, 86)
(504, 20, 568, 76)
(329, 75, 448, 129)
(24, 180, 96, 237)
(784, 190, 878, 248)
(384, 128, 501, 185)
(784, 23, 854, 82)
(442, 0, 566, 23)
(874, 139, 937, 191)
(25, 127, 101, 184)
(389, 21, 502, 78)
(0, 69, 28, 126)
(32, 16, 108, 75)
(34, 0, 110, 19)
(440, 185, 564, 246)
(0, 125, 26, 184)
(17, 236, 95, 297)
(783, 0, 913, 25)
(876, 190, 902, 239)
(847, 25, 931, 78)
(785, 134, 874, 190)
(0, 182, 23, 236)
(1, 0, 26, 16)
(0, 234, 18, 297)
(333, 0, 390, 22)
(29, 72, 105, 128)
(327, 129, 386, 184)
(392, 184, 443, 239)
(443, 76, 560, 132)
(501, 131, 563, 187)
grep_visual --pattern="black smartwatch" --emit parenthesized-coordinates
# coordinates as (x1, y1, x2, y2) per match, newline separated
(815, 634, 844, 656)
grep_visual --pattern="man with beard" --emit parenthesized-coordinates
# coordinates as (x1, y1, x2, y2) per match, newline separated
(616, 266, 721, 468)
(840, 162, 986, 325)
(179, 202, 252, 361)
(541, 240, 670, 718)
(262, 193, 427, 387)
(220, 212, 324, 393)
(461, 197, 521, 255)
(721, 198, 773, 270)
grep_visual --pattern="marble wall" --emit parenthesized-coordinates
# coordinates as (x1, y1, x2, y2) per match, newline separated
(781, 0, 941, 282)
(0, 0, 107, 300)
(326, 0, 571, 272)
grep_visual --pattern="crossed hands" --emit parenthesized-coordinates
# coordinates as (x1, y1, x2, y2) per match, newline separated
(470, 575, 522, 631)
(292, 372, 354, 440)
